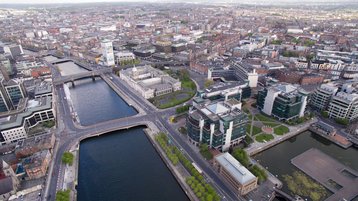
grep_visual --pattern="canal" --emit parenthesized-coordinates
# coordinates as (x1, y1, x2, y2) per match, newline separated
(56, 61, 137, 126)
(77, 127, 190, 201)
(254, 130, 358, 198)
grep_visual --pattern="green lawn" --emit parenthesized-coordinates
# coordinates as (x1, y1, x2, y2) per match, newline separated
(255, 134, 274, 143)
(255, 114, 276, 122)
(150, 78, 196, 109)
(252, 126, 262, 136)
(246, 124, 252, 134)
(274, 125, 290, 135)
(262, 122, 279, 127)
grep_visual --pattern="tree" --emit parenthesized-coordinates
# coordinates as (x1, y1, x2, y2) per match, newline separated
(179, 69, 190, 81)
(56, 190, 70, 201)
(206, 194, 213, 201)
(232, 148, 250, 167)
(62, 152, 74, 166)
(204, 79, 214, 88)
(335, 118, 349, 126)
(321, 111, 329, 118)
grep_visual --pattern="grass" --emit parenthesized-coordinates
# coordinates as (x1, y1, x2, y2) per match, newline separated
(274, 125, 290, 135)
(255, 114, 276, 122)
(283, 171, 327, 201)
(252, 126, 262, 136)
(246, 124, 252, 134)
(150, 78, 196, 109)
(255, 134, 274, 143)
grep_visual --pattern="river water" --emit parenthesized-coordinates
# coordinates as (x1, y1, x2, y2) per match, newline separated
(77, 127, 189, 201)
(56, 61, 188, 201)
(57, 61, 137, 126)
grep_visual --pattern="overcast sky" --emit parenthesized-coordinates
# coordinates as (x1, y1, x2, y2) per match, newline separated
(0, 0, 355, 4)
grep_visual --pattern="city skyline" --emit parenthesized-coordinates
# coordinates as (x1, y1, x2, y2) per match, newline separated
(0, 0, 357, 4)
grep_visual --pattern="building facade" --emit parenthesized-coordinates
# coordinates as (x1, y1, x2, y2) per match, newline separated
(186, 98, 248, 151)
(0, 79, 26, 112)
(257, 84, 308, 121)
(208, 61, 258, 88)
(310, 81, 358, 121)
(310, 84, 339, 111)
(213, 153, 258, 196)
(101, 39, 115, 66)
(120, 65, 181, 99)
(0, 96, 55, 145)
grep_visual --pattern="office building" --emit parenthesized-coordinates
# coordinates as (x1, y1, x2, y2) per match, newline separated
(257, 83, 308, 121)
(208, 62, 258, 88)
(115, 51, 136, 64)
(0, 79, 26, 110)
(310, 84, 339, 110)
(213, 153, 258, 196)
(186, 98, 248, 151)
(198, 82, 251, 102)
(0, 55, 13, 77)
(0, 96, 55, 145)
(311, 81, 358, 121)
(101, 39, 115, 66)
(328, 92, 358, 121)
(120, 65, 181, 99)
(3, 44, 23, 59)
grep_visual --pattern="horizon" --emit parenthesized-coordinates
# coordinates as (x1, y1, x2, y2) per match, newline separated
(0, 0, 357, 5)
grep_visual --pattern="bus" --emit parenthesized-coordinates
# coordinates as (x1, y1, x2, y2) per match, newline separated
(192, 162, 203, 174)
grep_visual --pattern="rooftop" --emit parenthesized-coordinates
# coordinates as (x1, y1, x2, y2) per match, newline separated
(215, 152, 256, 185)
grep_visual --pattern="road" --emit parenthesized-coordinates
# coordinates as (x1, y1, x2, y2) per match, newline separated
(44, 58, 240, 201)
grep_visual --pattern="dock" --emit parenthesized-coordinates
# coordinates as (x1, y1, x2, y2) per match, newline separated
(291, 148, 358, 201)
(309, 126, 352, 149)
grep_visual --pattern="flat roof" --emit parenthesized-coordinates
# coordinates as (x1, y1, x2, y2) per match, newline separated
(0, 96, 53, 131)
(215, 152, 256, 185)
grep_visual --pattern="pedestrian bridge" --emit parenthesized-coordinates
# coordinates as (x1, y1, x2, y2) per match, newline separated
(52, 68, 112, 86)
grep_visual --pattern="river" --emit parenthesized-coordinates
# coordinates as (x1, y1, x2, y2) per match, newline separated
(56, 61, 188, 200)
(56, 61, 137, 126)
(77, 127, 189, 201)
(253, 130, 358, 198)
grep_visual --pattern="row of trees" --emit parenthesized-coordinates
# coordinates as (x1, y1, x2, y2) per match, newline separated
(155, 133, 220, 201)
(232, 148, 267, 183)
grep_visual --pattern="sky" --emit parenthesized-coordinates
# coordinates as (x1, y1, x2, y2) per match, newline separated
(0, 0, 355, 4)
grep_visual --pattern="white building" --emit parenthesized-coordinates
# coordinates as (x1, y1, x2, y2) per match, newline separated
(328, 92, 358, 121)
(310, 83, 339, 110)
(311, 82, 358, 122)
(120, 65, 181, 99)
(101, 39, 115, 66)
(0, 96, 55, 145)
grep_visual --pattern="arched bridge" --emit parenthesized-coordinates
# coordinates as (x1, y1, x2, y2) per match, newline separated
(52, 68, 112, 86)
